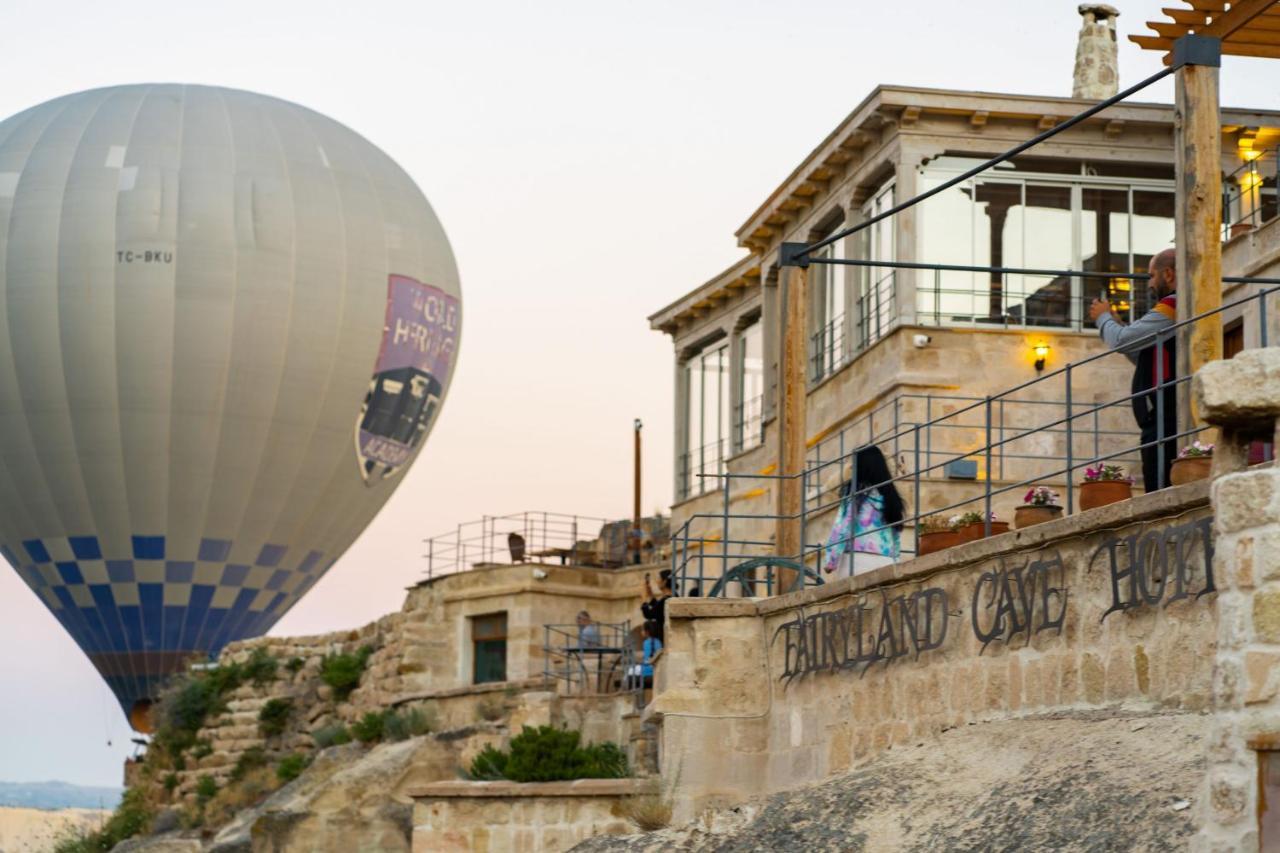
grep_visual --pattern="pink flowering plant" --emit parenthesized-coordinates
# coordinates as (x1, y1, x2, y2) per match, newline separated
(1082, 463, 1132, 484)
(1022, 486, 1060, 507)
(1178, 440, 1214, 459)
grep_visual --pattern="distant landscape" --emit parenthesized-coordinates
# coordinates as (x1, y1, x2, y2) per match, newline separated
(0, 780, 120, 811)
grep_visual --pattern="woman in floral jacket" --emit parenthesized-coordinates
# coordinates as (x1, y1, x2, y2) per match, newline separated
(823, 446, 905, 579)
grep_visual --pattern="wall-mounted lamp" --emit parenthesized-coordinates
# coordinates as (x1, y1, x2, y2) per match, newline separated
(1033, 343, 1050, 372)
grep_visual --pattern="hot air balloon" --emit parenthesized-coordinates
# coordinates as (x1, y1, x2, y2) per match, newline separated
(0, 85, 461, 730)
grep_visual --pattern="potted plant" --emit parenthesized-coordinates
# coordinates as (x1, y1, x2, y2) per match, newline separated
(1015, 486, 1063, 529)
(1171, 440, 1214, 486)
(917, 515, 961, 556)
(955, 511, 1009, 543)
(1080, 464, 1133, 510)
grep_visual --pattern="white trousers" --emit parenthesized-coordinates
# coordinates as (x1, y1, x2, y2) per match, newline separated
(832, 551, 895, 580)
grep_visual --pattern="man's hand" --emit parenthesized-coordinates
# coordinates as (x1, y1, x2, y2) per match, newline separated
(1088, 297, 1113, 323)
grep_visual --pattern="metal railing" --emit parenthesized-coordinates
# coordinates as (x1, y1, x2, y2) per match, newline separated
(678, 439, 726, 501)
(810, 312, 847, 382)
(671, 282, 1280, 598)
(735, 393, 765, 453)
(542, 621, 643, 707)
(422, 511, 609, 578)
(1225, 151, 1277, 238)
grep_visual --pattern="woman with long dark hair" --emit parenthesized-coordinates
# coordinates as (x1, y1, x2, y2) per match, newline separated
(823, 445, 905, 579)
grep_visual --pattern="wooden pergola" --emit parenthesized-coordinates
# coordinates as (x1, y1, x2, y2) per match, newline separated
(1131, 0, 1280, 62)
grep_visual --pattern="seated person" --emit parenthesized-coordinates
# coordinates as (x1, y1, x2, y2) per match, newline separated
(625, 620, 663, 690)
(576, 610, 601, 648)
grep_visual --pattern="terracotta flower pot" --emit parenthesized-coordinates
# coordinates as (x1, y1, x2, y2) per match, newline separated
(1015, 505, 1063, 529)
(918, 530, 961, 556)
(1079, 479, 1132, 510)
(1170, 456, 1212, 486)
(961, 521, 1009, 542)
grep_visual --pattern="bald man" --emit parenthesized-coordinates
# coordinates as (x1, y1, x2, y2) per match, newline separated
(1088, 248, 1178, 493)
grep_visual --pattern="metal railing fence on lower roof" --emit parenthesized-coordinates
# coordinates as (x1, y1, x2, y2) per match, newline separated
(671, 283, 1280, 598)
(422, 511, 611, 578)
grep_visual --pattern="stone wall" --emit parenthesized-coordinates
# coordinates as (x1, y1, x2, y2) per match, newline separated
(143, 561, 655, 809)
(652, 480, 1217, 822)
(409, 779, 640, 852)
(1192, 348, 1280, 852)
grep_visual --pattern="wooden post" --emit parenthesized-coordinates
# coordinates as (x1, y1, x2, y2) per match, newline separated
(1173, 37, 1223, 436)
(776, 250, 808, 591)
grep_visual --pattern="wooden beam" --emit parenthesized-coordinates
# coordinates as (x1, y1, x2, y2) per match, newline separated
(1199, 0, 1277, 39)
(1174, 57, 1223, 435)
(775, 263, 807, 585)
(1222, 41, 1280, 58)
(1161, 8, 1211, 26)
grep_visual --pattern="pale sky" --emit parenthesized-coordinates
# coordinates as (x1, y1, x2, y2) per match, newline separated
(1, 0, 1276, 788)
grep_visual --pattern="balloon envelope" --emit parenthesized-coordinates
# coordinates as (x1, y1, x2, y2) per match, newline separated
(0, 84, 461, 725)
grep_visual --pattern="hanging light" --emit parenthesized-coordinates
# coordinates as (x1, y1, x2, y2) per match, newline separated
(1033, 343, 1051, 372)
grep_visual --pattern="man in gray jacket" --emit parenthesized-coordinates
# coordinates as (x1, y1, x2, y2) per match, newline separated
(1087, 248, 1178, 493)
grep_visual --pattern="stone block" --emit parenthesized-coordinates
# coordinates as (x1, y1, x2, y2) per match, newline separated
(1244, 650, 1280, 704)
(1081, 653, 1104, 704)
(1208, 769, 1252, 824)
(1214, 471, 1280, 534)
(1253, 589, 1280, 644)
(1195, 348, 1280, 428)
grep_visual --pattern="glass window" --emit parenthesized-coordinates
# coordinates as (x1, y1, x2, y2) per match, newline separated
(856, 183, 897, 349)
(918, 158, 1174, 330)
(736, 318, 763, 451)
(810, 225, 846, 381)
(681, 339, 729, 499)
(472, 613, 507, 684)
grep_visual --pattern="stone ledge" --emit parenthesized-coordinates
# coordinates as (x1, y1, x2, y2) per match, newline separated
(391, 677, 545, 707)
(407, 778, 644, 799)
(668, 598, 760, 620)
(755, 477, 1212, 616)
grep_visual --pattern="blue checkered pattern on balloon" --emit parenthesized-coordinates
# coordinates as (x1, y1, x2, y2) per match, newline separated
(2, 535, 332, 713)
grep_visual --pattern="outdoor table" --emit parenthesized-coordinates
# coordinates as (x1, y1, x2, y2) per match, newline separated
(560, 645, 625, 693)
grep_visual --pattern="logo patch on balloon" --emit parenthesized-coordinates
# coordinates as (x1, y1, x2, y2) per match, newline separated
(356, 275, 460, 483)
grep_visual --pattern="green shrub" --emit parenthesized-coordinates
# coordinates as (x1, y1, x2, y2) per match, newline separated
(320, 646, 374, 700)
(151, 661, 246, 760)
(243, 648, 278, 686)
(191, 739, 213, 759)
(312, 724, 352, 748)
(351, 710, 386, 744)
(276, 753, 310, 783)
(230, 747, 268, 783)
(467, 744, 509, 780)
(163, 773, 179, 793)
(384, 706, 436, 742)
(285, 656, 305, 674)
(467, 726, 629, 782)
(195, 775, 218, 804)
(258, 698, 293, 737)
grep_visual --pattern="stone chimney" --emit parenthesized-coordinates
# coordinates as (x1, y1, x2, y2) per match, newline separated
(1072, 4, 1120, 99)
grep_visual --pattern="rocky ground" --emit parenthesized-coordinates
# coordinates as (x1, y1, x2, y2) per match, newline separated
(574, 710, 1207, 852)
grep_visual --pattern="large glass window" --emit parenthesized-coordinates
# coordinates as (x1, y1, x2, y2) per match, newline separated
(681, 339, 729, 499)
(810, 226, 846, 381)
(917, 157, 1174, 329)
(856, 183, 896, 348)
(736, 318, 763, 452)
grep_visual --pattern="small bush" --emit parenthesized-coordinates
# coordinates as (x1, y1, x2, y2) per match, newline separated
(258, 698, 293, 737)
(475, 696, 505, 722)
(384, 706, 436, 742)
(285, 656, 305, 674)
(230, 747, 268, 783)
(320, 646, 374, 700)
(202, 765, 278, 829)
(351, 711, 386, 744)
(163, 773, 179, 794)
(276, 753, 310, 783)
(467, 726, 629, 782)
(243, 648, 278, 686)
(312, 724, 352, 748)
(191, 739, 213, 759)
(622, 790, 673, 831)
(195, 775, 218, 804)
(53, 786, 154, 852)
(467, 744, 509, 780)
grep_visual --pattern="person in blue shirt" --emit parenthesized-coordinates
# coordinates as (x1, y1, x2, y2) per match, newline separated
(627, 620, 662, 689)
